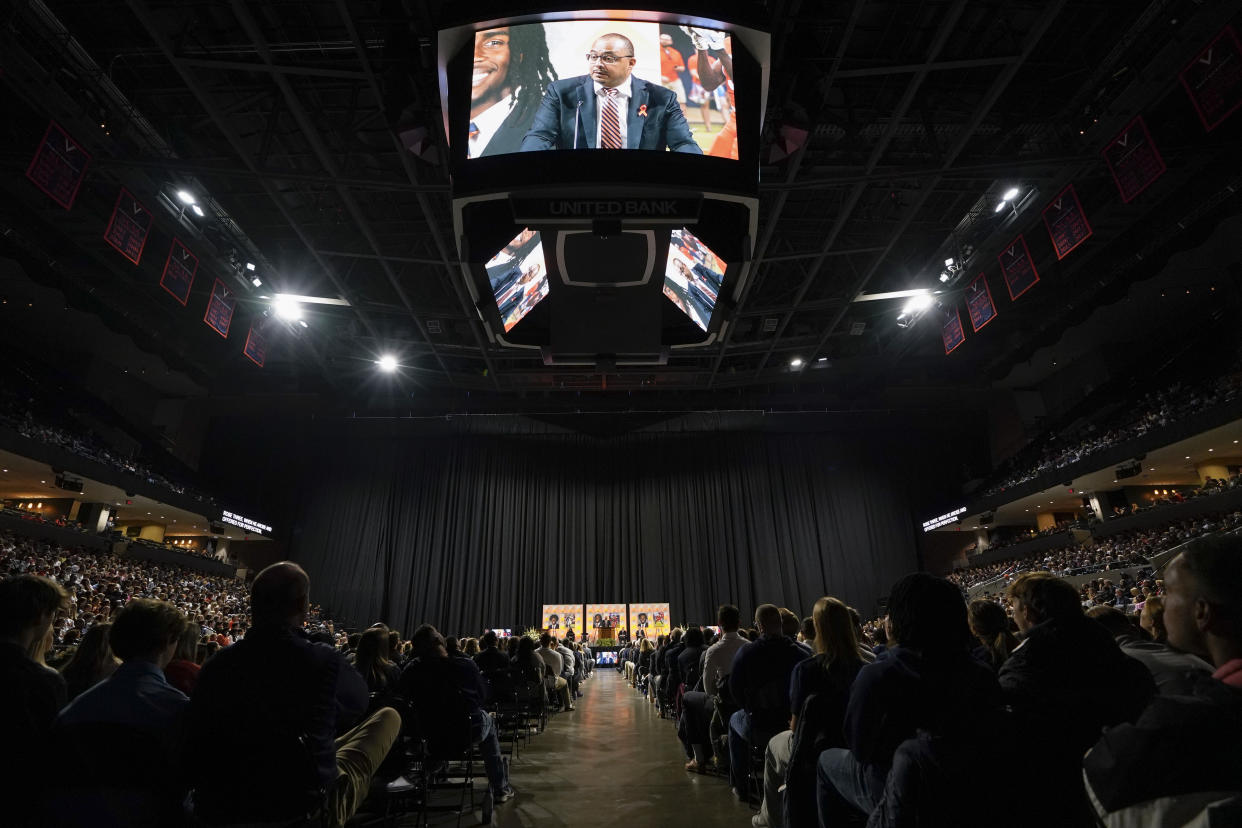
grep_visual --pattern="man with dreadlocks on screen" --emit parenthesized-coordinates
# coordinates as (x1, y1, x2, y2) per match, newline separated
(468, 24, 558, 158)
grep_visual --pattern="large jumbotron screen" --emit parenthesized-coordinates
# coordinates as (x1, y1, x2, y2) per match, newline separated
(466, 21, 737, 159)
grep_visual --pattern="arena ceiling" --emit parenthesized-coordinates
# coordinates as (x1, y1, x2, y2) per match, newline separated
(1, 0, 1240, 417)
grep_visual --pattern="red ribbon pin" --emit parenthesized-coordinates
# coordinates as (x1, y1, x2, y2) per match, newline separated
(638, 104, 648, 117)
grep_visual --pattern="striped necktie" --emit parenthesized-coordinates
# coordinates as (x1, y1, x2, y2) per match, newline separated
(600, 87, 621, 149)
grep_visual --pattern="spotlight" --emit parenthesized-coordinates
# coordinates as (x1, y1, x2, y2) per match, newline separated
(944, 258, 954, 267)
(298, 320, 308, 328)
(251, 277, 262, 287)
(789, 357, 804, 368)
(176, 190, 196, 205)
(902, 293, 934, 314)
(994, 201, 1007, 213)
(939, 272, 950, 283)
(377, 354, 399, 372)
(272, 296, 303, 321)
(1003, 187, 1020, 201)
(245, 262, 256, 271)
(190, 204, 205, 217)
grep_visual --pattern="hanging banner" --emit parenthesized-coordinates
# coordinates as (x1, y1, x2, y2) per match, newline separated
(1102, 115, 1166, 203)
(160, 238, 198, 305)
(541, 604, 584, 639)
(942, 308, 965, 355)
(25, 121, 91, 209)
(203, 279, 237, 338)
(586, 603, 626, 646)
(1179, 25, 1242, 132)
(243, 324, 267, 367)
(103, 187, 153, 265)
(1042, 183, 1093, 260)
(965, 273, 997, 332)
(998, 234, 1039, 301)
(627, 602, 671, 641)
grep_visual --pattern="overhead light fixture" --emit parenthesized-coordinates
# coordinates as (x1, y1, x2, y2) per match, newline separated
(298, 319, 308, 328)
(944, 258, 954, 267)
(176, 190, 196, 205)
(790, 357, 804, 368)
(1002, 187, 1020, 201)
(272, 295, 303, 321)
(245, 262, 256, 271)
(939, 271, 950, 283)
(251, 277, 262, 287)
(994, 200, 1008, 213)
(817, 356, 828, 363)
(377, 354, 399, 372)
(902, 293, 934, 314)
(190, 204, 205, 217)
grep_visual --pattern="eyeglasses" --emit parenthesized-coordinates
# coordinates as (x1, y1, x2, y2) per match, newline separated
(585, 52, 632, 65)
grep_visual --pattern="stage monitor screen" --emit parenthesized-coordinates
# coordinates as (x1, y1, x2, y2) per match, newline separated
(596, 651, 618, 665)
(663, 227, 725, 330)
(486, 228, 549, 332)
(466, 21, 737, 159)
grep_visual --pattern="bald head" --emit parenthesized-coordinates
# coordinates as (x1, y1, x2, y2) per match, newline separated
(755, 603, 782, 636)
(251, 561, 310, 627)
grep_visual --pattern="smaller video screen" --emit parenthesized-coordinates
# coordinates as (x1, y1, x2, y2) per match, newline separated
(663, 227, 726, 331)
(596, 651, 618, 665)
(486, 228, 549, 332)
(487, 628, 514, 638)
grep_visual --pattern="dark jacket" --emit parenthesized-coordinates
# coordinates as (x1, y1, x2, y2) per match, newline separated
(474, 646, 510, 675)
(519, 75, 703, 153)
(678, 644, 707, 691)
(729, 634, 809, 732)
(1, 642, 66, 823)
(186, 625, 368, 821)
(1084, 671, 1242, 812)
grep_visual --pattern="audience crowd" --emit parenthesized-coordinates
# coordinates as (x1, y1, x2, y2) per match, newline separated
(980, 368, 1241, 497)
(946, 509, 1242, 591)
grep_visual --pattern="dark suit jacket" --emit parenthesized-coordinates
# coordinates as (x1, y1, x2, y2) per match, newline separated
(520, 75, 703, 153)
(476, 102, 536, 157)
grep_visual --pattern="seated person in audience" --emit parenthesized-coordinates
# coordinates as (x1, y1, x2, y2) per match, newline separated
(1084, 534, 1242, 818)
(399, 625, 513, 803)
(817, 574, 1001, 825)
(1140, 594, 1167, 641)
(60, 621, 120, 701)
(681, 605, 747, 770)
(633, 637, 655, 687)
(756, 596, 865, 828)
(677, 626, 708, 693)
(537, 632, 573, 710)
(664, 626, 688, 697)
(799, 616, 816, 646)
(354, 626, 401, 694)
(0, 574, 69, 821)
(513, 634, 545, 683)
(1087, 605, 1212, 694)
(163, 622, 202, 696)
(967, 599, 1017, 670)
(474, 629, 511, 674)
(556, 635, 578, 697)
(186, 562, 401, 828)
(1000, 572, 1154, 825)
(780, 607, 814, 657)
(579, 638, 594, 675)
(729, 604, 809, 796)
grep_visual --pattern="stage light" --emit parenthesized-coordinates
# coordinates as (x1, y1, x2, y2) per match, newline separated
(273, 295, 303, 321)
(176, 190, 196, 205)
(190, 204, 205, 217)
(994, 201, 1007, 213)
(790, 357, 804, 368)
(377, 354, 399, 372)
(1003, 187, 1020, 201)
(817, 357, 828, 363)
(944, 258, 954, 267)
(298, 320, 308, 328)
(245, 262, 256, 271)
(902, 293, 934, 314)
(251, 277, 262, 287)
(939, 272, 950, 283)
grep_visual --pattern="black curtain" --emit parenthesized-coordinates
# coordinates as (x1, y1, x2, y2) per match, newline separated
(287, 430, 920, 636)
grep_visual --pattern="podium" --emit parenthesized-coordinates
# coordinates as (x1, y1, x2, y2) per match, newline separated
(594, 621, 616, 647)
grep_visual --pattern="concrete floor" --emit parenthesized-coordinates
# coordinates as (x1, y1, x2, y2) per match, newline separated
(420, 669, 753, 827)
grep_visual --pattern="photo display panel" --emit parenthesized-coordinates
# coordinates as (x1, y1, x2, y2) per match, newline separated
(663, 227, 726, 330)
(486, 228, 549, 332)
(466, 20, 736, 159)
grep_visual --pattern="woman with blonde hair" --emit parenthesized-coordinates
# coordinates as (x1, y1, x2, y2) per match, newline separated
(757, 597, 866, 828)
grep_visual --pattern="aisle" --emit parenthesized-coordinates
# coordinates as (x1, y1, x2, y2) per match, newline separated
(489, 668, 751, 828)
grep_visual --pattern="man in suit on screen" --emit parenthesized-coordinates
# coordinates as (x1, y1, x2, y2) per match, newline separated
(520, 33, 702, 153)
(468, 25, 558, 158)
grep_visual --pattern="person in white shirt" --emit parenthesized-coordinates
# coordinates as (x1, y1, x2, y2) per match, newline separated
(680, 604, 747, 771)
(537, 633, 573, 711)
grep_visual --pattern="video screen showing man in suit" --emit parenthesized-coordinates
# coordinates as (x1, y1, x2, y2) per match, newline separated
(468, 25, 558, 158)
(663, 227, 726, 330)
(466, 21, 736, 156)
(485, 228, 549, 332)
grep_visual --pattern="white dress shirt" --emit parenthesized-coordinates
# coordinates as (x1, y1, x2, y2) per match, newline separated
(467, 91, 518, 159)
(594, 75, 633, 149)
(702, 630, 747, 696)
